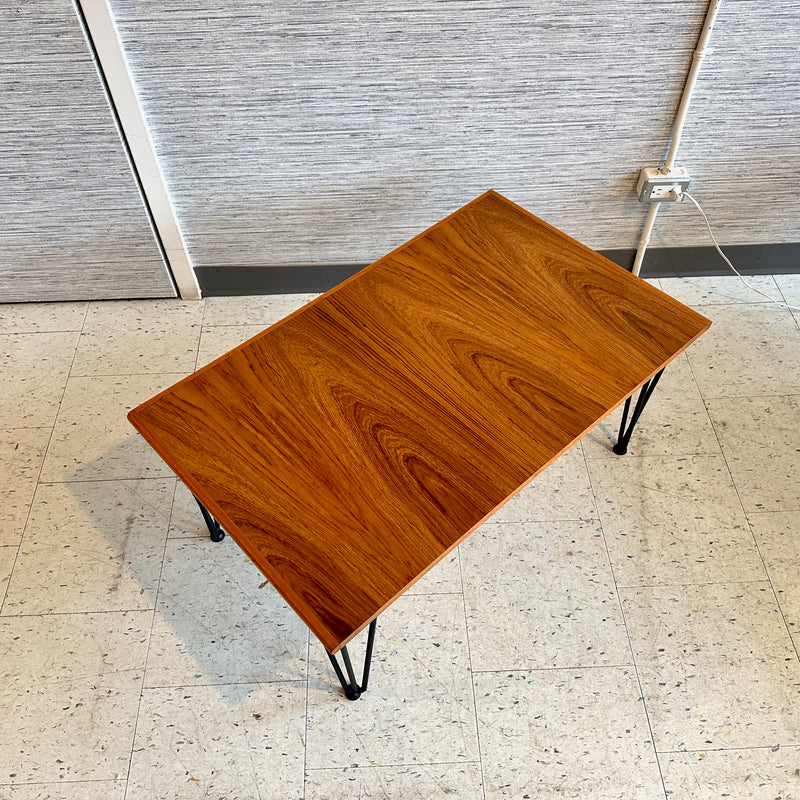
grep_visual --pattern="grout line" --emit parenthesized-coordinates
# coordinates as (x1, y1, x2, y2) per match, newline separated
(581, 443, 669, 800)
(686, 357, 800, 664)
(36, 475, 177, 486)
(456, 545, 488, 800)
(143, 678, 309, 690)
(305, 759, 485, 774)
(194, 295, 209, 372)
(657, 743, 800, 755)
(123, 475, 183, 799)
(470, 663, 635, 674)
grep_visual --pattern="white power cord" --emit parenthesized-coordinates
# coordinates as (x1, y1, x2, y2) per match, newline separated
(680, 190, 800, 312)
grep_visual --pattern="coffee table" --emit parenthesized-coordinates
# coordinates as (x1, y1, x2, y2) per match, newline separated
(128, 190, 710, 700)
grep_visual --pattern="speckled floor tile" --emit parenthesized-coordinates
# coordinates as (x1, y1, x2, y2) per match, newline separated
(126, 681, 306, 800)
(490, 444, 596, 523)
(202, 293, 318, 327)
(749, 511, 800, 634)
(684, 304, 800, 398)
(71, 299, 203, 377)
(2, 479, 173, 615)
(306, 593, 478, 769)
(144, 539, 307, 687)
(588, 454, 764, 587)
(196, 324, 265, 368)
(775, 274, 800, 327)
(305, 762, 484, 799)
(0, 780, 126, 799)
(0, 610, 150, 783)
(705, 396, 800, 512)
(405, 550, 462, 595)
(0, 301, 87, 334)
(40, 374, 180, 482)
(659, 275, 782, 307)
(168, 479, 208, 539)
(583, 355, 719, 459)
(661, 746, 800, 799)
(0, 332, 79, 428)
(461, 520, 629, 670)
(0, 546, 15, 604)
(0, 428, 50, 546)
(475, 666, 663, 799)
(621, 582, 800, 751)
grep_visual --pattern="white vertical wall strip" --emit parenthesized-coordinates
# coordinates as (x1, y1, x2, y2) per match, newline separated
(78, 0, 200, 299)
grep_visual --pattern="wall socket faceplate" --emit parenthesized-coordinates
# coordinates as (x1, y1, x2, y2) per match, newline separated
(637, 166, 691, 202)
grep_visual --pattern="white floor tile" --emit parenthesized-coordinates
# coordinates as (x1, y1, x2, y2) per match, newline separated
(305, 763, 484, 799)
(40, 374, 180, 482)
(405, 550, 462, 595)
(144, 539, 308, 687)
(0, 428, 50, 546)
(490, 444, 596, 522)
(622, 582, 800, 751)
(306, 593, 478, 769)
(774, 274, 800, 327)
(196, 324, 265, 368)
(0, 546, 16, 605)
(126, 682, 306, 800)
(749, 510, 800, 633)
(203, 293, 318, 327)
(71, 299, 203, 377)
(0, 332, 78, 428)
(3, 479, 173, 615)
(168, 479, 208, 539)
(659, 275, 782, 306)
(461, 520, 630, 670)
(589, 454, 764, 587)
(0, 780, 127, 799)
(684, 304, 800, 398)
(0, 301, 87, 334)
(0, 611, 150, 783)
(706, 396, 800, 512)
(475, 667, 663, 799)
(661, 746, 800, 800)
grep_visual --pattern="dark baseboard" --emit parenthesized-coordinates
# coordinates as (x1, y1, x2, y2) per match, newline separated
(195, 243, 800, 296)
(601, 242, 800, 278)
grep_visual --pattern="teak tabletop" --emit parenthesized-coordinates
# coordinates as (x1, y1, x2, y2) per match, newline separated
(129, 191, 710, 653)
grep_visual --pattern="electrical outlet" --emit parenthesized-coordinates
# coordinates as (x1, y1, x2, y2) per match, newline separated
(636, 166, 691, 202)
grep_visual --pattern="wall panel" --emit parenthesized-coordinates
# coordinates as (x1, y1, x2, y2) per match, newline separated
(0, 0, 174, 302)
(108, 1, 798, 274)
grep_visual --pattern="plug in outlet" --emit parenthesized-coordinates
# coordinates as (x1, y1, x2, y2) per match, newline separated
(636, 166, 691, 202)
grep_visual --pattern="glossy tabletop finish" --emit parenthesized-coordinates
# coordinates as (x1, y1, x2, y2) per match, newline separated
(128, 191, 710, 652)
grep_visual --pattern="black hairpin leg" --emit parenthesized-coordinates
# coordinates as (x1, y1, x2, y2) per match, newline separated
(613, 368, 665, 455)
(325, 619, 377, 701)
(195, 497, 226, 542)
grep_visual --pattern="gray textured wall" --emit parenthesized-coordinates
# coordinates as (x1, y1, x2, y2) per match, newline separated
(0, 0, 174, 302)
(109, 0, 800, 272)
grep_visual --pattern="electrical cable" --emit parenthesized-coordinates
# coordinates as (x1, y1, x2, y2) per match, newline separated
(681, 191, 800, 312)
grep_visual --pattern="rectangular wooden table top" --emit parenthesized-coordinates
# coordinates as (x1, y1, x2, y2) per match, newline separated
(129, 190, 710, 652)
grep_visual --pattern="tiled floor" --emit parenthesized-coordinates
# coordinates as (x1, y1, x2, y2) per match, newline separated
(1, 275, 799, 799)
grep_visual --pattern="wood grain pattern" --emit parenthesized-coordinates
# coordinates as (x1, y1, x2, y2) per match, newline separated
(128, 191, 710, 652)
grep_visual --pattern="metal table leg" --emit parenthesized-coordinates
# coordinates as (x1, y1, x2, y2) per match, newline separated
(195, 496, 226, 542)
(613, 368, 665, 455)
(325, 619, 377, 700)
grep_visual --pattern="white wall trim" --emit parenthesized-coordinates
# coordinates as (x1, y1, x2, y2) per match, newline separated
(76, 0, 201, 300)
